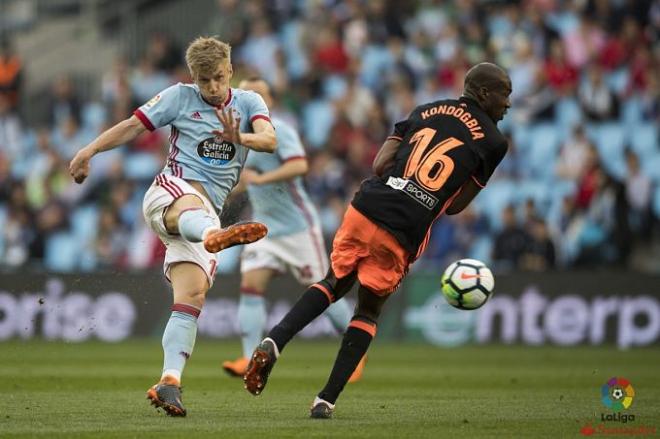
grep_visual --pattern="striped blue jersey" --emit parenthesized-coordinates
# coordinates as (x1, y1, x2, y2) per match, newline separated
(134, 83, 271, 211)
(244, 117, 320, 237)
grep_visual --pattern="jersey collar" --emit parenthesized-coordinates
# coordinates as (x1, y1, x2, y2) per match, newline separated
(200, 87, 233, 108)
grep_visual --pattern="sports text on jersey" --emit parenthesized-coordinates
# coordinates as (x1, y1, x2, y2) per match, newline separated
(420, 104, 484, 140)
(385, 176, 438, 209)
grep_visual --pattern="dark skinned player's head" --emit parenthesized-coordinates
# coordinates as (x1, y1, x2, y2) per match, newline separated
(462, 63, 512, 122)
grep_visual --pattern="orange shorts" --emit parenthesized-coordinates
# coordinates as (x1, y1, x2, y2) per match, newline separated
(330, 205, 410, 295)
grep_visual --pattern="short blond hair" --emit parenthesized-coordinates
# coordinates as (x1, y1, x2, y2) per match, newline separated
(185, 36, 231, 77)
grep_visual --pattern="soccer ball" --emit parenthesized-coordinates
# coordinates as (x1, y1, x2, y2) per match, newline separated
(441, 259, 494, 310)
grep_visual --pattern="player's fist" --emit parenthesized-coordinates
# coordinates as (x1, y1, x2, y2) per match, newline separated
(69, 147, 94, 184)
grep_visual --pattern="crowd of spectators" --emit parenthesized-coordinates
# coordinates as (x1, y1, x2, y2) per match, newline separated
(0, 0, 658, 274)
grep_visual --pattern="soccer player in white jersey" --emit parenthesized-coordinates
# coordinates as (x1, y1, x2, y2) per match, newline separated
(68, 37, 277, 417)
(220, 78, 364, 382)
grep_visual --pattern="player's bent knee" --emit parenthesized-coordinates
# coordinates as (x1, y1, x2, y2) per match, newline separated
(164, 194, 206, 233)
(320, 269, 357, 301)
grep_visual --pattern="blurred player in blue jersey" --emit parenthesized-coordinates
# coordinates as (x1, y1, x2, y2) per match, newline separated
(220, 78, 362, 382)
(69, 37, 277, 417)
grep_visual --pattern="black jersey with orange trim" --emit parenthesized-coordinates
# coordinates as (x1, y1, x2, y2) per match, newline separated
(351, 97, 508, 261)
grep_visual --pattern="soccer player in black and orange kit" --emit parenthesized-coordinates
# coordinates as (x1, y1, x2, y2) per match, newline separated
(243, 63, 512, 418)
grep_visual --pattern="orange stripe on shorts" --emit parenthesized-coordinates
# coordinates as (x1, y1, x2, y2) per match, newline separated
(349, 320, 377, 337)
(312, 283, 334, 303)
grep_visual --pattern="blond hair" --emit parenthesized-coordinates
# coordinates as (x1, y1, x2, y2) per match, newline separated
(185, 36, 231, 77)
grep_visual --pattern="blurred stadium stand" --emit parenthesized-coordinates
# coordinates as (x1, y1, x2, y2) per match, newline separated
(0, 0, 658, 275)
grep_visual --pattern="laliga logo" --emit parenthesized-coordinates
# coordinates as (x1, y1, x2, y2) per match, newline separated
(602, 377, 634, 412)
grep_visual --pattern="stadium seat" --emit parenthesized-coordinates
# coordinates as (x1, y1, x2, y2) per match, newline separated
(280, 21, 309, 79)
(621, 96, 643, 128)
(554, 97, 582, 138)
(642, 153, 660, 183)
(516, 180, 552, 215)
(81, 102, 107, 133)
(44, 232, 80, 272)
(468, 236, 493, 265)
(629, 123, 659, 157)
(592, 123, 627, 179)
(124, 152, 162, 181)
(71, 205, 99, 241)
(606, 68, 629, 96)
(527, 123, 560, 180)
(474, 179, 516, 229)
(302, 99, 336, 149)
(511, 123, 531, 152)
(322, 74, 348, 100)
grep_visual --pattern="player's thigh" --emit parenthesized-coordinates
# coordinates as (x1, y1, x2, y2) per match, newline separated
(330, 212, 371, 279)
(169, 262, 210, 307)
(143, 175, 218, 237)
(240, 239, 285, 271)
(275, 227, 329, 285)
(163, 237, 219, 290)
(356, 247, 407, 296)
(163, 194, 209, 234)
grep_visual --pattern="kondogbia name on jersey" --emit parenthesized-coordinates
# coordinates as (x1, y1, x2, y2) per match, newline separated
(386, 176, 438, 209)
(419, 103, 484, 140)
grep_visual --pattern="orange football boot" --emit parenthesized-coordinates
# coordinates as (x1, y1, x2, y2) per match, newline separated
(222, 357, 250, 377)
(204, 222, 267, 253)
(348, 355, 367, 383)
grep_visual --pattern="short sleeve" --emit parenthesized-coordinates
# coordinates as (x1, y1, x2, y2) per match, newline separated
(472, 140, 508, 187)
(245, 92, 271, 126)
(133, 84, 181, 131)
(275, 123, 306, 161)
(388, 118, 411, 142)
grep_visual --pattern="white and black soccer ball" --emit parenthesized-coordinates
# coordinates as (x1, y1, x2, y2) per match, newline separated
(441, 259, 494, 310)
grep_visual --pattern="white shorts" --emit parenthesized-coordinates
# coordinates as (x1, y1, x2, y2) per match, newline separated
(142, 174, 221, 287)
(240, 226, 328, 285)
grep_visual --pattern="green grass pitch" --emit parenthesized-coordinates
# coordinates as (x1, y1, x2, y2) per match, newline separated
(1, 340, 658, 438)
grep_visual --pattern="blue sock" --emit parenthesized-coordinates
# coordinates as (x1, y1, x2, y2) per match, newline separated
(238, 291, 267, 358)
(178, 208, 216, 242)
(161, 304, 200, 382)
(324, 298, 353, 333)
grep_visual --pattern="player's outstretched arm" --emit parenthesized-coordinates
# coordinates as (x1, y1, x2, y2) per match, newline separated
(243, 158, 308, 186)
(69, 115, 147, 184)
(213, 106, 276, 153)
(445, 179, 482, 215)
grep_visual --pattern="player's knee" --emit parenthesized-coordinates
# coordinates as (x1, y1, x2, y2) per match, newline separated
(239, 283, 265, 296)
(180, 289, 207, 308)
(354, 305, 381, 323)
(356, 288, 387, 321)
(164, 194, 206, 233)
(319, 269, 356, 301)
